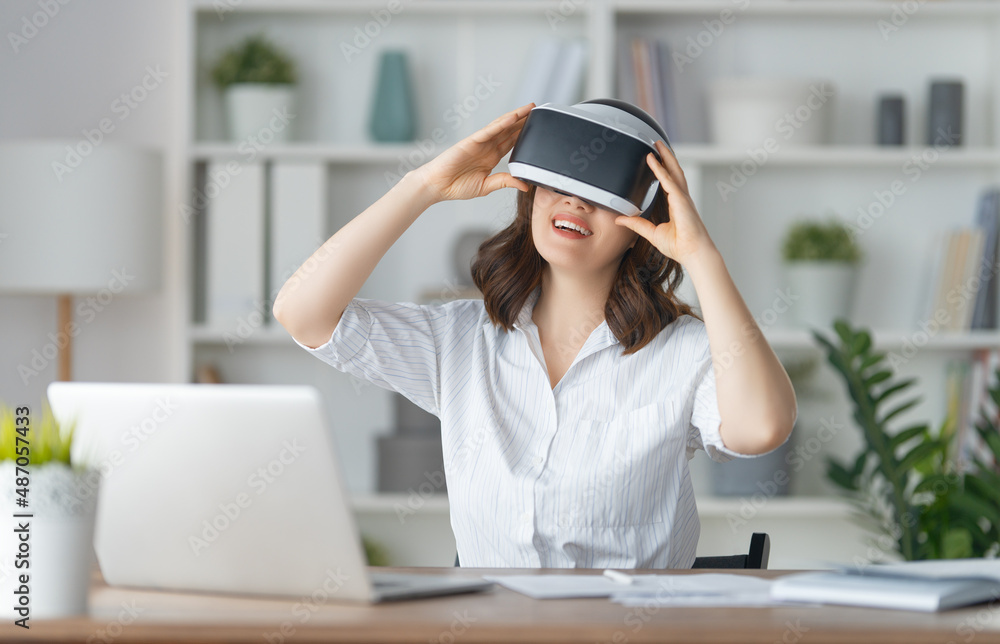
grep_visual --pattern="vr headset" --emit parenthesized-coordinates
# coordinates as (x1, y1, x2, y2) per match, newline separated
(508, 98, 673, 218)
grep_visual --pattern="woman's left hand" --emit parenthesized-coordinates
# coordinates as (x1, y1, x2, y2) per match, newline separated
(614, 140, 716, 266)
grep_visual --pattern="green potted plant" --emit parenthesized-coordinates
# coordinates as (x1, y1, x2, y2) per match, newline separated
(782, 217, 862, 329)
(0, 402, 99, 620)
(816, 321, 1000, 561)
(211, 34, 297, 142)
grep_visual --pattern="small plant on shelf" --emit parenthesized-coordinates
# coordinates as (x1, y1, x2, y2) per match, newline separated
(782, 217, 863, 329)
(815, 320, 1000, 561)
(782, 218, 862, 263)
(210, 34, 299, 142)
(210, 34, 297, 89)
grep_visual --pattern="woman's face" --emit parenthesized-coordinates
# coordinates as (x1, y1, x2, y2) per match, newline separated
(530, 186, 638, 276)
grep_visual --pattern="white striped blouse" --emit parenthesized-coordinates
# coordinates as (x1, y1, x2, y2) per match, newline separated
(296, 287, 760, 568)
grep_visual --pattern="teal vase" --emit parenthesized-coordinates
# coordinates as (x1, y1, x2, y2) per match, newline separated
(369, 50, 416, 142)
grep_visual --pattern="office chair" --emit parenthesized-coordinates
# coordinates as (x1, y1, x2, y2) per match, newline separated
(691, 532, 770, 569)
(454, 533, 771, 569)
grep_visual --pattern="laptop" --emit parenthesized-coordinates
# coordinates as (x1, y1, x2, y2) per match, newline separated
(46, 382, 493, 602)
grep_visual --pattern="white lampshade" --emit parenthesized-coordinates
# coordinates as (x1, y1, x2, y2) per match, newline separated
(0, 142, 163, 294)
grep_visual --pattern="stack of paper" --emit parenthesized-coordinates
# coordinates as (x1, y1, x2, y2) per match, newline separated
(483, 573, 788, 607)
(770, 559, 1000, 612)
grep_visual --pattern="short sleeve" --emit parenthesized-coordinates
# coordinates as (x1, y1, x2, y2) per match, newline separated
(294, 298, 449, 416)
(686, 329, 757, 464)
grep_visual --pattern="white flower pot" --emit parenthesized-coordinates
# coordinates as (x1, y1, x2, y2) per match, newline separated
(784, 261, 857, 330)
(707, 78, 834, 148)
(223, 83, 296, 142)
(0, 462, 100, 620)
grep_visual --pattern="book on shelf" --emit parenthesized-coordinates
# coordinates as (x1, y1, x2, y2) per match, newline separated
(925, 227, 986, 332)
(512, 39, 587, 109)
(945, 350, 1000, 472)
(619, 37, 680, 143)
(971, 187, 1000, 330)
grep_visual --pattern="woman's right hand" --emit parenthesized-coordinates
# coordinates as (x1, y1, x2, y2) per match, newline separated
(411, 103, 535, 203)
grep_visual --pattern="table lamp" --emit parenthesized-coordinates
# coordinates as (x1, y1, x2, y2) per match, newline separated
(0, 142, 163, 381)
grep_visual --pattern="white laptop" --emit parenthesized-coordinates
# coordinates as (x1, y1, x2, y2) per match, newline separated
(46, 382, 492, 602)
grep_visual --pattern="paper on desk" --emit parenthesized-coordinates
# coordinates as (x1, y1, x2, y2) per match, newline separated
(482, 573, 778, 604)
(609, 574, 787, 607)
(481, 574, 650, 599)
(837, 558, 1000, 583)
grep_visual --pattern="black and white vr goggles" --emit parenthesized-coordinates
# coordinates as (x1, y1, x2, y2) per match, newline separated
(508, 98, 672, 218)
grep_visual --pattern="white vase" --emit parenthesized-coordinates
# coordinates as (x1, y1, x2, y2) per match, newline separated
(707, 78, 834, 148)
(784, 261, 857, 330)
(223, 83, 296, 142)
(0, 462, 100, 620)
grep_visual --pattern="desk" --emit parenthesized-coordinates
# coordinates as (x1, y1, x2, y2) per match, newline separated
(3, 567, 1000, 644)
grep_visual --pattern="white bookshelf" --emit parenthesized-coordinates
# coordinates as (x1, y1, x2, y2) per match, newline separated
(182, 0, 1000, 565)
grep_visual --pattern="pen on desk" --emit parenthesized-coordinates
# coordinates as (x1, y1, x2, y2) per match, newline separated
(603, 569, 634, 585)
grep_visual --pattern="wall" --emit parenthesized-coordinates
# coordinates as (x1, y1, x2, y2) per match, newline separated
(0, 0, 185, 408)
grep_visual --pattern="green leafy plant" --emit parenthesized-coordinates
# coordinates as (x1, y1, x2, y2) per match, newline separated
(362, 535, 390, 567)
(211, 34, 297, 89)
(815, 321, 1000, 560)
(0, 403, 75, 466)
(782, 218, 862, 263)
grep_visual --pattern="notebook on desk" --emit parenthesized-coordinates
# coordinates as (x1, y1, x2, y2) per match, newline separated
(770, 559, 1000, 612)
(47, 382, 492, 603)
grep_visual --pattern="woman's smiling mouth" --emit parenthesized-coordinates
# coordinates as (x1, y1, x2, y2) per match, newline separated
(552, 214, 593, 238)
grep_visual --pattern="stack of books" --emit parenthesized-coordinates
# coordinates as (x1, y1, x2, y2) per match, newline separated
(617, 37, 680, 143)
(923, 188, 1000, 332)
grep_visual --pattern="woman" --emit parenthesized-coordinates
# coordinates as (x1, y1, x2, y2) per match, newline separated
(274, 102, 796, 568)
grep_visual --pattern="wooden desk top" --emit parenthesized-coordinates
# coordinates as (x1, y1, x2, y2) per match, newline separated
(3, 567, 1000, 644)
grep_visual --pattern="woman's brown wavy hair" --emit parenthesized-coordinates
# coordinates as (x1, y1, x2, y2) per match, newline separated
(471, 184, 698, 355)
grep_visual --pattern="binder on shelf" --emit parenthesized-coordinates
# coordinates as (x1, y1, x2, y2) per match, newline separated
(548, 40, 587, 106)
(268, 162, 327, 323)
(512, 39, 587, 109)
(205, 161, 265, 328)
